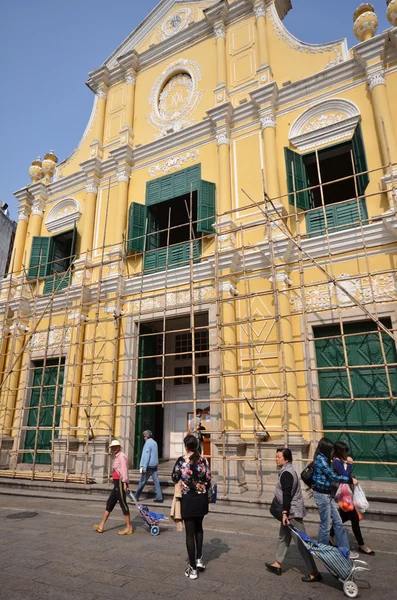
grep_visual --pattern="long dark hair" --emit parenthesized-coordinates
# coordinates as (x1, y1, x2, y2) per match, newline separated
(314, 437, 334, 465)
(184, 434, 200, 466)
(333, 440, 349, 461)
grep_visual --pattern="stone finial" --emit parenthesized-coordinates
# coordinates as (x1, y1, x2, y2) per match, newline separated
(29, 157, 44, 183)
(353, 4, 378, 41)
(42, 150, 58, 183)
(387, 0, 397, 26)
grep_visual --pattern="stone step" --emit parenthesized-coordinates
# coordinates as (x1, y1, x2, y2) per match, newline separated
(1, 476, 397, 527)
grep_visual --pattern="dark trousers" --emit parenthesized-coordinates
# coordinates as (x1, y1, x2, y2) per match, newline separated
(184, 516, 204, 569)
(106, 478, 130, 516)
(330, 507, 365, 546)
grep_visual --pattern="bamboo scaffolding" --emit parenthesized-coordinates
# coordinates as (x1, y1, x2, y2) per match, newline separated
(1, 156, 397, 488)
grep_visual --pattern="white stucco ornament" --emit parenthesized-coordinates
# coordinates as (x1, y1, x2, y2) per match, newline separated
(289, 98, 361, 151)
(45, 198, 81, 234)
(159, 8, 193, 40)
(147, 59, 203, 138)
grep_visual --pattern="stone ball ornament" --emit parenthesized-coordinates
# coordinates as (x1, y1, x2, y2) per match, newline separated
(387, 0, 397, 26)
(42, 150, 58, 183)
(29, 157, 44, 183)
(353, 3, 378, 41)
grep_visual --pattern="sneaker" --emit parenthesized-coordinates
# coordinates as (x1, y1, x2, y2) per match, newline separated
(196, 557, 206, 570)
(185, 566, 198, 580)
(349, 552, 359, 559)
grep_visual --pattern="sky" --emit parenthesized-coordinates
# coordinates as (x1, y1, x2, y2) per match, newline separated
(0, 1, 390, 221)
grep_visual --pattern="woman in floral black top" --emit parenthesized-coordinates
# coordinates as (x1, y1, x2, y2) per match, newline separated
(172, 434, 211, 580)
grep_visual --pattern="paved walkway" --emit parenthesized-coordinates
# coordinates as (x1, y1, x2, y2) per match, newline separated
(0, 493, 395, 600)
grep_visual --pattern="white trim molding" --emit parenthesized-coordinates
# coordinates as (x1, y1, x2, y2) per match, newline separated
(288, 98, 361, 151)
(45, 198, 81, 234)
(147, 59, 204, 138)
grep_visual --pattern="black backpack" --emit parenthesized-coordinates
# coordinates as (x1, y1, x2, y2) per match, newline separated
(301, 461, 315, 488)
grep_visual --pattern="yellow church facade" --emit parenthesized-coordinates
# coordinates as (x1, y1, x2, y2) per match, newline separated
(1, 0, 397, 490)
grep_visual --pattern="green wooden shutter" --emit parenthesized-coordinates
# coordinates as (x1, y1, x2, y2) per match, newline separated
(306, 205, 336, 236)
(146, 180, 162, 206)
(307, 199, 368, 236)
(145, 164, 202, 206)
(28, 237, 52, 279)
(284, 148, 309, 209)
(127, 203, 147, 253)
(352, 123, 369, 196)
(197, 180, 216, 234)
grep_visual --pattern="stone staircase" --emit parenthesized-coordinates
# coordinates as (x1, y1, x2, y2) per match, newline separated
(1, 461, 396, 528)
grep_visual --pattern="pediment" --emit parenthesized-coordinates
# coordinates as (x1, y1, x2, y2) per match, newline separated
(104, 1, 215, 70)
(102, 1, 292, 70)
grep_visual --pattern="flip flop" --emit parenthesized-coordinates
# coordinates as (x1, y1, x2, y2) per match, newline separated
(118, 529, 133, 535)
(93, 525, 104, 533)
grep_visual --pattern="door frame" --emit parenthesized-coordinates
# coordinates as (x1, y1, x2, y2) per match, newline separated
(305, 303, 397, 456)
(123, 302, 218, 468)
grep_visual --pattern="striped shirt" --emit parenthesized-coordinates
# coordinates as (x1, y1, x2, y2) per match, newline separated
(112, 450, 129, 483)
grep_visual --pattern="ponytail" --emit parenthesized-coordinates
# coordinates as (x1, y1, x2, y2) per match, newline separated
(183, 434, 200, 466)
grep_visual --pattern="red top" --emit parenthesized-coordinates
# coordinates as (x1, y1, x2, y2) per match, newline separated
(112, 469, 120, 480)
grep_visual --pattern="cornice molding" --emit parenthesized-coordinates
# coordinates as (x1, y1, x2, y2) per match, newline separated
(45, 198, 82, 234)
(289, 98, 361, 151)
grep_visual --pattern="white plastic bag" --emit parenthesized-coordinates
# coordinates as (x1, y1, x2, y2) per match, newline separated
(353, 484, 369, 513)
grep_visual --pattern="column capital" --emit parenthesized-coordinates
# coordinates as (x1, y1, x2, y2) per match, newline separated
(85, 178, 99, 195)
(14, 187, 33, 222)
(216, 129, 230, 146)
(214, 21, 226, 39)
(367, 69, 386, 91)
(260, 114, 276, 129)
(96, 83, 108, 100)
(116, 164, 132, 183)
(31, 198, 46, 217)
(125, 69, 137, 85)
(252, 0, 266, 19)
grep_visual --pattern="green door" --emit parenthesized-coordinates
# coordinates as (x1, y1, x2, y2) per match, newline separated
(24, 359, 65, 464)
(314, 320, 397, 480)
(133, 326, 159, 468)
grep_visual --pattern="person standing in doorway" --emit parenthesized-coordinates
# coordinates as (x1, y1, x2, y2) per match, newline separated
(134, 430, 163, 503)
(265, 448, 322, 582)
(94, 440, 133, 535)
(172, 434, 211, 580)
(188, 408, 205, 453)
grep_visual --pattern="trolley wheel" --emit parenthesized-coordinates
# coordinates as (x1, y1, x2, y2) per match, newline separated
(343, 581, 359, 598)
(151, 525, 160, 536)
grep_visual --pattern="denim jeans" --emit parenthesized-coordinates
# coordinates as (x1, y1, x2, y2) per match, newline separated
(135, 467, 163, 501)
(313, 491, 349, 549)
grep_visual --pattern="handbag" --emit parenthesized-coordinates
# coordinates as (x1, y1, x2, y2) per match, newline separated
(301, 461, 314, 488)
(270, 497, 283, 521)
(208, 482, 217, 504)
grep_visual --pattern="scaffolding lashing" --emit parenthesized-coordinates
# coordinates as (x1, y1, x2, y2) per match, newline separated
(1, 153, 397, 489)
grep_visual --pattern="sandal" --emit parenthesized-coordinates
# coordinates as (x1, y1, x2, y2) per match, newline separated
(118, 528, 133, 535)
(93, 524, 104, 533)
(359, 546, 375, 555)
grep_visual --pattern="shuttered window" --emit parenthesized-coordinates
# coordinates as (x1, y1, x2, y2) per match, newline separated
(144, 240, 201, 273)
(284, 148, 309, 209)
(351, 122, 369, 196)
(28, 230, 75, 294)
(127, 203, 147, 253)
(197, 180, 216, 234)
(285, 123, 370, 234)
(28, 237, 52, 279)
(145, 165, 202, 206)
(306, 198, 368, 236)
